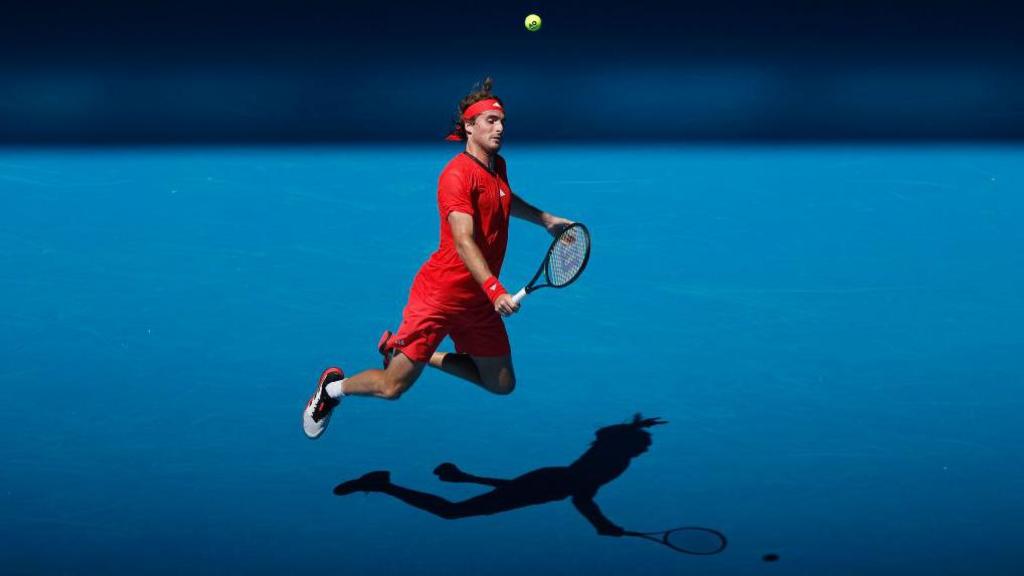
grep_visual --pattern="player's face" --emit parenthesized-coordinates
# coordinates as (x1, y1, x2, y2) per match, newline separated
(466, 111, 505, 152)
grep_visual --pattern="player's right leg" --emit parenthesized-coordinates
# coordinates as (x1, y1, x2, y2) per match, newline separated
(302, 354, 425, 439)
(339, 352, 426, 400)
(303, 292, 446, 439)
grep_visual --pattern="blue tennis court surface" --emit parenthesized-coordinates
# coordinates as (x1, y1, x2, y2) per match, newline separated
(2, 145, 1022, 574)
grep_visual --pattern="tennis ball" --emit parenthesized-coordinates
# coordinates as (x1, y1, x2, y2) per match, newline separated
(525, 14, 542, 32)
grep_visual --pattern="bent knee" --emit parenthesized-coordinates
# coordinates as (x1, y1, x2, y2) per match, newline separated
(380, 378, 411, 400)
(489, 374, 516, 395)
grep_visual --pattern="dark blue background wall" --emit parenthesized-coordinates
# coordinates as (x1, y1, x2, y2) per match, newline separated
(2, 0, 1021, 142)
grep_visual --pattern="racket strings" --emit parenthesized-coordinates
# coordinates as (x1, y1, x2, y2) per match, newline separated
(547, 226, 589, 287)
(663, 527, 728, 554)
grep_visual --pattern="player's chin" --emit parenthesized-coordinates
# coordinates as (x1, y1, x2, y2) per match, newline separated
(488, 138, 503, 151)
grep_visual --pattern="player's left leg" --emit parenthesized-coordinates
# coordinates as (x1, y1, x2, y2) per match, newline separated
(428, 352, 515, 395)
(434, 304, 515, 394)
(471, 354, 516, 395)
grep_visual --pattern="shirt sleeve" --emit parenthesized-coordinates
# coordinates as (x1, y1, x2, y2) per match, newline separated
(438, 169, 474, 218)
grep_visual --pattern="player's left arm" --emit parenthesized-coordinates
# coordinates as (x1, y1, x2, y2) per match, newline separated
(510, 193, 574, 238)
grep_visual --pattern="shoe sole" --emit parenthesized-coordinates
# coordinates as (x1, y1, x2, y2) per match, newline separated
(303, 367, 344, 440)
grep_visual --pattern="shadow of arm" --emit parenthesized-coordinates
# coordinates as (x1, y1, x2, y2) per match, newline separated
(571, 494, 624, 537)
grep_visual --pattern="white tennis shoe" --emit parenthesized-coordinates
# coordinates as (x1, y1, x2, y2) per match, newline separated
(303, 367, 344, 439)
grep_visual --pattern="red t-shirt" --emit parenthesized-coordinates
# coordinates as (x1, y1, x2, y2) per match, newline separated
(411, 151, 513, 311)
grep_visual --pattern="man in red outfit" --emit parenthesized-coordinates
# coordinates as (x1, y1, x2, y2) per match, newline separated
(303, 78, 574, 439)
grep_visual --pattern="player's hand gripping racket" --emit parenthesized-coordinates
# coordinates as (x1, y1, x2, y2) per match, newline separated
(623, 526, 728, 555)
(511, 223, 591, 305)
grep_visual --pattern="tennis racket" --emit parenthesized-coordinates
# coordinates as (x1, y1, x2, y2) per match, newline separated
(511, 222, 591, 305)
(624, 526, 728, 555)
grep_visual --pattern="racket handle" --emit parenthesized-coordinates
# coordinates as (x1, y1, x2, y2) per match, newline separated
(511, 287, 527, 305)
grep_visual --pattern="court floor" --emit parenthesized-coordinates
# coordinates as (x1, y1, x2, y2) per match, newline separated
(2, 144, 1021, 574)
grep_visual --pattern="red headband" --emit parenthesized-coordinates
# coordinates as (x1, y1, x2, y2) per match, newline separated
(462, 98, 503, 120)
(445, 98, 505, 141)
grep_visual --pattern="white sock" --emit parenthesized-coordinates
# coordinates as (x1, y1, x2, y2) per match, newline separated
(326, 378, 347, 399)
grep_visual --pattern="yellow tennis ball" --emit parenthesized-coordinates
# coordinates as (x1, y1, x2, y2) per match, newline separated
(525, 14, 542, 32)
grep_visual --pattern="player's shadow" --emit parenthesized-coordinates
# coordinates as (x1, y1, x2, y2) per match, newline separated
(333, 414, 665, 536)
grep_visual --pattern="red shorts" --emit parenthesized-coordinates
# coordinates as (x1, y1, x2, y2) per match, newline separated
(388, 296, 511, 363)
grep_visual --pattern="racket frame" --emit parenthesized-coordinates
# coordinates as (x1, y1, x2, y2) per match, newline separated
(624, 526, 728, 555)
(511, 222, 591, 304)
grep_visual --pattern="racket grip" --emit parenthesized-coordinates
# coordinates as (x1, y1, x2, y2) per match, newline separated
(511, 287, 527, 305)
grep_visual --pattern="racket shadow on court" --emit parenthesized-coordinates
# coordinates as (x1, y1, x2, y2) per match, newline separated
(333, 414, 727, 554)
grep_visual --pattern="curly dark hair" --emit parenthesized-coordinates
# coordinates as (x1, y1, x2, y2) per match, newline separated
(589, 414, 668, 456)
(448, 77, 504, 141)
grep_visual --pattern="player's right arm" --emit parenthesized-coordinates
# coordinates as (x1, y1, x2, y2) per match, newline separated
(448, 211, 519, 316)
(571, 493, 625, 537)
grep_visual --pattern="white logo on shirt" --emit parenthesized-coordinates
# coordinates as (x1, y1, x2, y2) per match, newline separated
(499, 189, 506, 197)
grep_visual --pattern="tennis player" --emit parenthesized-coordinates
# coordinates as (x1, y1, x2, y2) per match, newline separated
(303, 78, 574, 439)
